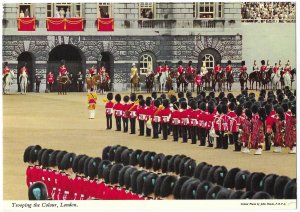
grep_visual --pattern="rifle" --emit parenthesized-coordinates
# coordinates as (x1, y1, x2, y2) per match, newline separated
(125, 99, 139, 116)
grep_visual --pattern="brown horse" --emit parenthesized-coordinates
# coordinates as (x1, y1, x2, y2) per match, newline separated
(186, 72, 196, 92)
(176, 73, 189, 92)
(145, 73, 154, 93)
(131, 72, 139, 93)
(239, 72, 248, 91)
(98, 74, 110, 94)
(86, 75, 97, 92)
(202, 70, 213, 91)
(57, 75, 71, 95)
(248, 71, 261, 90)
(226, 71, 234, 91)
(215, 71, 226, 92)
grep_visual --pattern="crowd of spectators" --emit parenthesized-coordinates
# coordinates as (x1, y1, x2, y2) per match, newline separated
(241, 2, 296, 23)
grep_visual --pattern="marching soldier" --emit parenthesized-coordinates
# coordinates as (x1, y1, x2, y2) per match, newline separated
(47, 71, 54, 92)
(105, 93, 114, 129)
(113, 94, 123, 131)
(35, 73, 42, 93)
(160, 99, 172, 140)
(87, 87, 97, 119)
(186, 61, 195, 74)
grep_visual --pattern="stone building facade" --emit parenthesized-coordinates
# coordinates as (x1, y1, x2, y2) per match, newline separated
(3, 2, 242, 92)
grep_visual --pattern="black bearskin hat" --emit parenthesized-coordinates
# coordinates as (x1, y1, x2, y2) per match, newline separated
(37, 149, 47, 166)
(137, 172, 149, 194)
(154, 175, 168, 198)
(109, 163, 124, 185)
(161, 155, 172, 173)
(131, 170, 145, 193)
(194, 162, 208, 179)
(214, 166, 228, 186)
(118, 165, 132, 187)
(152, 153, 165, 172)
(88, 157, 102, 180)
(274, 176, 291, 199)
(114, 146, 128, 163)
(207, 165, 220, 184)
(144, 152, 156, 170)
(143, 173, 158, 197)
(97, 160, 112, 179)
(235, 170, 250, 190)
(129, 149, 143, 166)
(151, 91, 157, 100)
(216, 188, 233, 199)
(183, 159, 196, 177)
(137, 94, 144, 101)
(199, 164, 212, 181)
(283, 178, 297, 199)
(241, 61, 245, 66)
(245, 108, 252, 120)
(61, 60, 65, 65)
(251, 172, 266, 192)
(41, 149, 54, 168)
(195, 180, 213, 199)
(103, 164, 113, 184)
(227, 60, 231, 65)
(77, 155, 88, 175)
(138, 151, 150, 168)
(206, 185, 223, 199)
(162, 99, 170, 108)
(123, 95, 129, 103)
(167, 154, 179, 173)
(184, 180, 201, 199)
(29, 145, 42, 164)
(229, 190, 245, 199)
(174, 155, 187, 175)
(28, 182, 48, 200)
(262, 174, 278, 196)
(107, 92, 113, 101)
(108, 145, 120, 161)
(223, 168, 241, 189)
(240, 191, 255, 199)
(130, 93, 136, 102)
(180, 178, 198, 199)
(49, 150, 61, 168)
(245, 172, 256, 191)
(251, 104, 259, 114)
(154, 99, 161, 108)
(102, 146, 111, 160)
(178, 61, 183, 65)
(121, 148, 133, 166)
(60, 152, 76, 171)
(115, 94, 121, 102)
(23, 146, 34, 163)
(72, 154, 86, 173)
(83, 157, 92, 178)
(261, 60, 265, 65)
(170, 95, 177, 104)
(124, 167, 137, 190)
(252, 191, 272, 199)
(235, 105, 243, 117)
(160, 175, 178, 198)
(188, 61, 192, 66)
(56, 151, 68, 168)
(173, 176, 190, 199)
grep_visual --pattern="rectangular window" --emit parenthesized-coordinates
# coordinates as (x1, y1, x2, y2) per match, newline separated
(194, 2, 224, 19)
(47, 3, 83, 18)
(97, 3, 112, 18)
(18, 3, 34, 18)
(139, 3, 155, 19)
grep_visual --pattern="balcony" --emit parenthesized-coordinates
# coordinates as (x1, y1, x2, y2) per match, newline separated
(193, 19, 225, 28)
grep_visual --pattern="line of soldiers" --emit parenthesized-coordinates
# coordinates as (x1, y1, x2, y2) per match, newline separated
(24, 145, 296, 200)
(104, 88, 296, 155)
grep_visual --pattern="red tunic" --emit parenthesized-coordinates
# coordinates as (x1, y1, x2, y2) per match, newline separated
(198, 111, 207, 128)
(160, 107, 172, 123)
(180, 109, 190, 126)
(214, 65, 222, 74)
(144, 105, 156, 121)
(26, 166, 33, 187)
(128, 103, 138, 118)
(213, 114, 222, 131)
(152, 108, 162, 123)
(163, 66, 171, 73)
(20, 66, 28, 75)
(231, 116, 244, 133)
(113, 102, 123, 117)
(273, 116, 285, 147)
(239, 118, 251, 147)
(273, 67, 279, 73)
(251, 114, 264, 149)
(47, 73, 54, 83)
(195, 75, 202, 86)
(59, 65, 67, 75)
(284, 67, 291, 73)
(3, 67, 10, 75)
(227, 111, 237, 133)
(170, 110, 181, 126)
(156, 66, 163, 74)
(260, 65, 267, 72)
(240, 66, 247, 73)
(60, 173, 70, 200)
(187, 66, 195, 74)
(89, 67, 96, 75)
(105, 101, 114, 115)
(122, 103, 131, 118)
(94, 181, 106, 199)
(225, 65, 232, 73)
(137, 106, 147, 121)
(189, 110, 199, 127)
(285, 114, 296, 149)
(177, 66, 184, 75)
(205, 112, 215, 130)
(72, 176, 84, 200)
(221, 114, 230, 132)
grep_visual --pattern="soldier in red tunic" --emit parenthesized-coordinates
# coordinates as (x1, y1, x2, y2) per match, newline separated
(88, 65, 96, 77)
(2, 62, 10, 78)
(163, 62, 171, 73)
(226, 60, 232, 74)
(205, 102, 215, 147)
(113, 94, 123, 131)
(105, 93, 114, 130)
(284, 62, 291, 74)
(47, 71, 55, 92)
(230, 105, 243, 151)
(189, 100, 199, 144)
(20, 63, 29, 75)
(285, 105, 296, 154)
(220, 104, 230, 149)
(239, 61, 247, 77)
(170, 101, 180, 142)
(239, 109, 252, 153)
(265, 104, 275, 151)
(214, 63, 222, 75)
(156, 62, 163, 81)
(160, 99, 172, 140)
(197, 102, 206, 146)
(195, 70, 203, 94)
(272, 107, 285, 153)
(177, 61, 184, 77)
(128, 93, 138, 134)
(260, 60, 267, 73)
(273, 63, 279, 74)
(59, 60, 68, 76)
(252, 106, 266, 155)
(122, 95, 130, 133)
(180, 101, 189, 143)
(151, 99, 161, 139)
(186, 61, 195, 74)
(227, 102, 237, 145)
(137, 98, 147, 136)
(144, 97, 154, 137)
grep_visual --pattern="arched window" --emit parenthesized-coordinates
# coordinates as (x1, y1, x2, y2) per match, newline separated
(139, 54, 153, 75)
(202, 54, 215, 69)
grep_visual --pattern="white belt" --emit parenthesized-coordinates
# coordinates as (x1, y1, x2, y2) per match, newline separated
(172, 118, 180, 125)
(106, 108, 113, 114)
(154, 116, 161, 122)
(190, 119, 198, 126)
(162, 116, 170, 122)
(139, 114, 146, 120)
(115, 110, 122, 116)
(182, 118, 189, 125)
(130, 111, 136, 116)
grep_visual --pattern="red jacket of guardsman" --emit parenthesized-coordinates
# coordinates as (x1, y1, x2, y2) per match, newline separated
(260, 65, 267, 72)
(179, 109, 189, 126)
(177, 66, 184, 75)
(163, 66, 171, 73)
(89, 67, 96, 75)
(144, 105, 156, 121)
(20, 66, 28, 75)
(72, 176, 84, 200)
(273, 66, 279, 73)
(41, 168, 52, 199)
(266, 113, 276, 134)
(240, 66, 247, 73)
(195, 74, 202, 86)
(113, 102, 123, 117)
(59, 65, 67, 75)
(170, 109, 181, 126)
(26, 166, 34, 187)
(152, 107, 162, 123)
(284, 65, 291, 74)
(205, 112, 214, 130)
(60, 173, 71, 200)
(214, 65, 222, 74)
(227, 111, 237, 132)
(160, 107, 172, 123)
(122, 103, 131, 119)
(47, 73, 55, 83)
(221, 113, 230, 132)
(51, 171, 61, 200)
(187, 66, 195, 74)
(213, 113, 222, 131)
(156, 66, 163, 74)
(251, 114, 264, 147)
(137, 105, 147, 121)
(225, 65, 232, 73)
(231, 116, 244, 133)
(189, 109, 199, 127)
(128, 102, 138, 119)
(93, 181, 106, 200)
(239, 117, 251, 144)
(3, 66, 10, 75)
(272, 115, 285, 146)
(285, 113, 296, 148)
(105, 101, 114, 115)
(197, 110, 207, 129)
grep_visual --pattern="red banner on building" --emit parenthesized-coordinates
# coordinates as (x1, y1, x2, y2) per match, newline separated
(46, 18, 84, 31)
(97, 18, 114, 31)
(18, 18, 36, 31)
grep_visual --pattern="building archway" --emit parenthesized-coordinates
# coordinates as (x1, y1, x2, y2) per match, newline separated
(17, 52, 35, 92)
(198, 48, 221, 70)
(98, 52, 114, 82)
(47, 44, 86, 91)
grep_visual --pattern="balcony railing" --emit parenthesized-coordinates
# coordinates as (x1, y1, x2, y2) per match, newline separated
(193, 19, 225, 28)
(241, 18, 296, 23)
(138, 19, 176, 29)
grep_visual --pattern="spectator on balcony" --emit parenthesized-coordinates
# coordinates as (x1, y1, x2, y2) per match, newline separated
(19, 10, 25, 18)
(55, 8, 60, 18)
(65, 7, 71, 18)
(59, 8, 65, 18)
(24, 8, 30, 18)
(104, 12, 109, 18)
(146, 10, 153, 19)
(100, 8, 105, 18)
